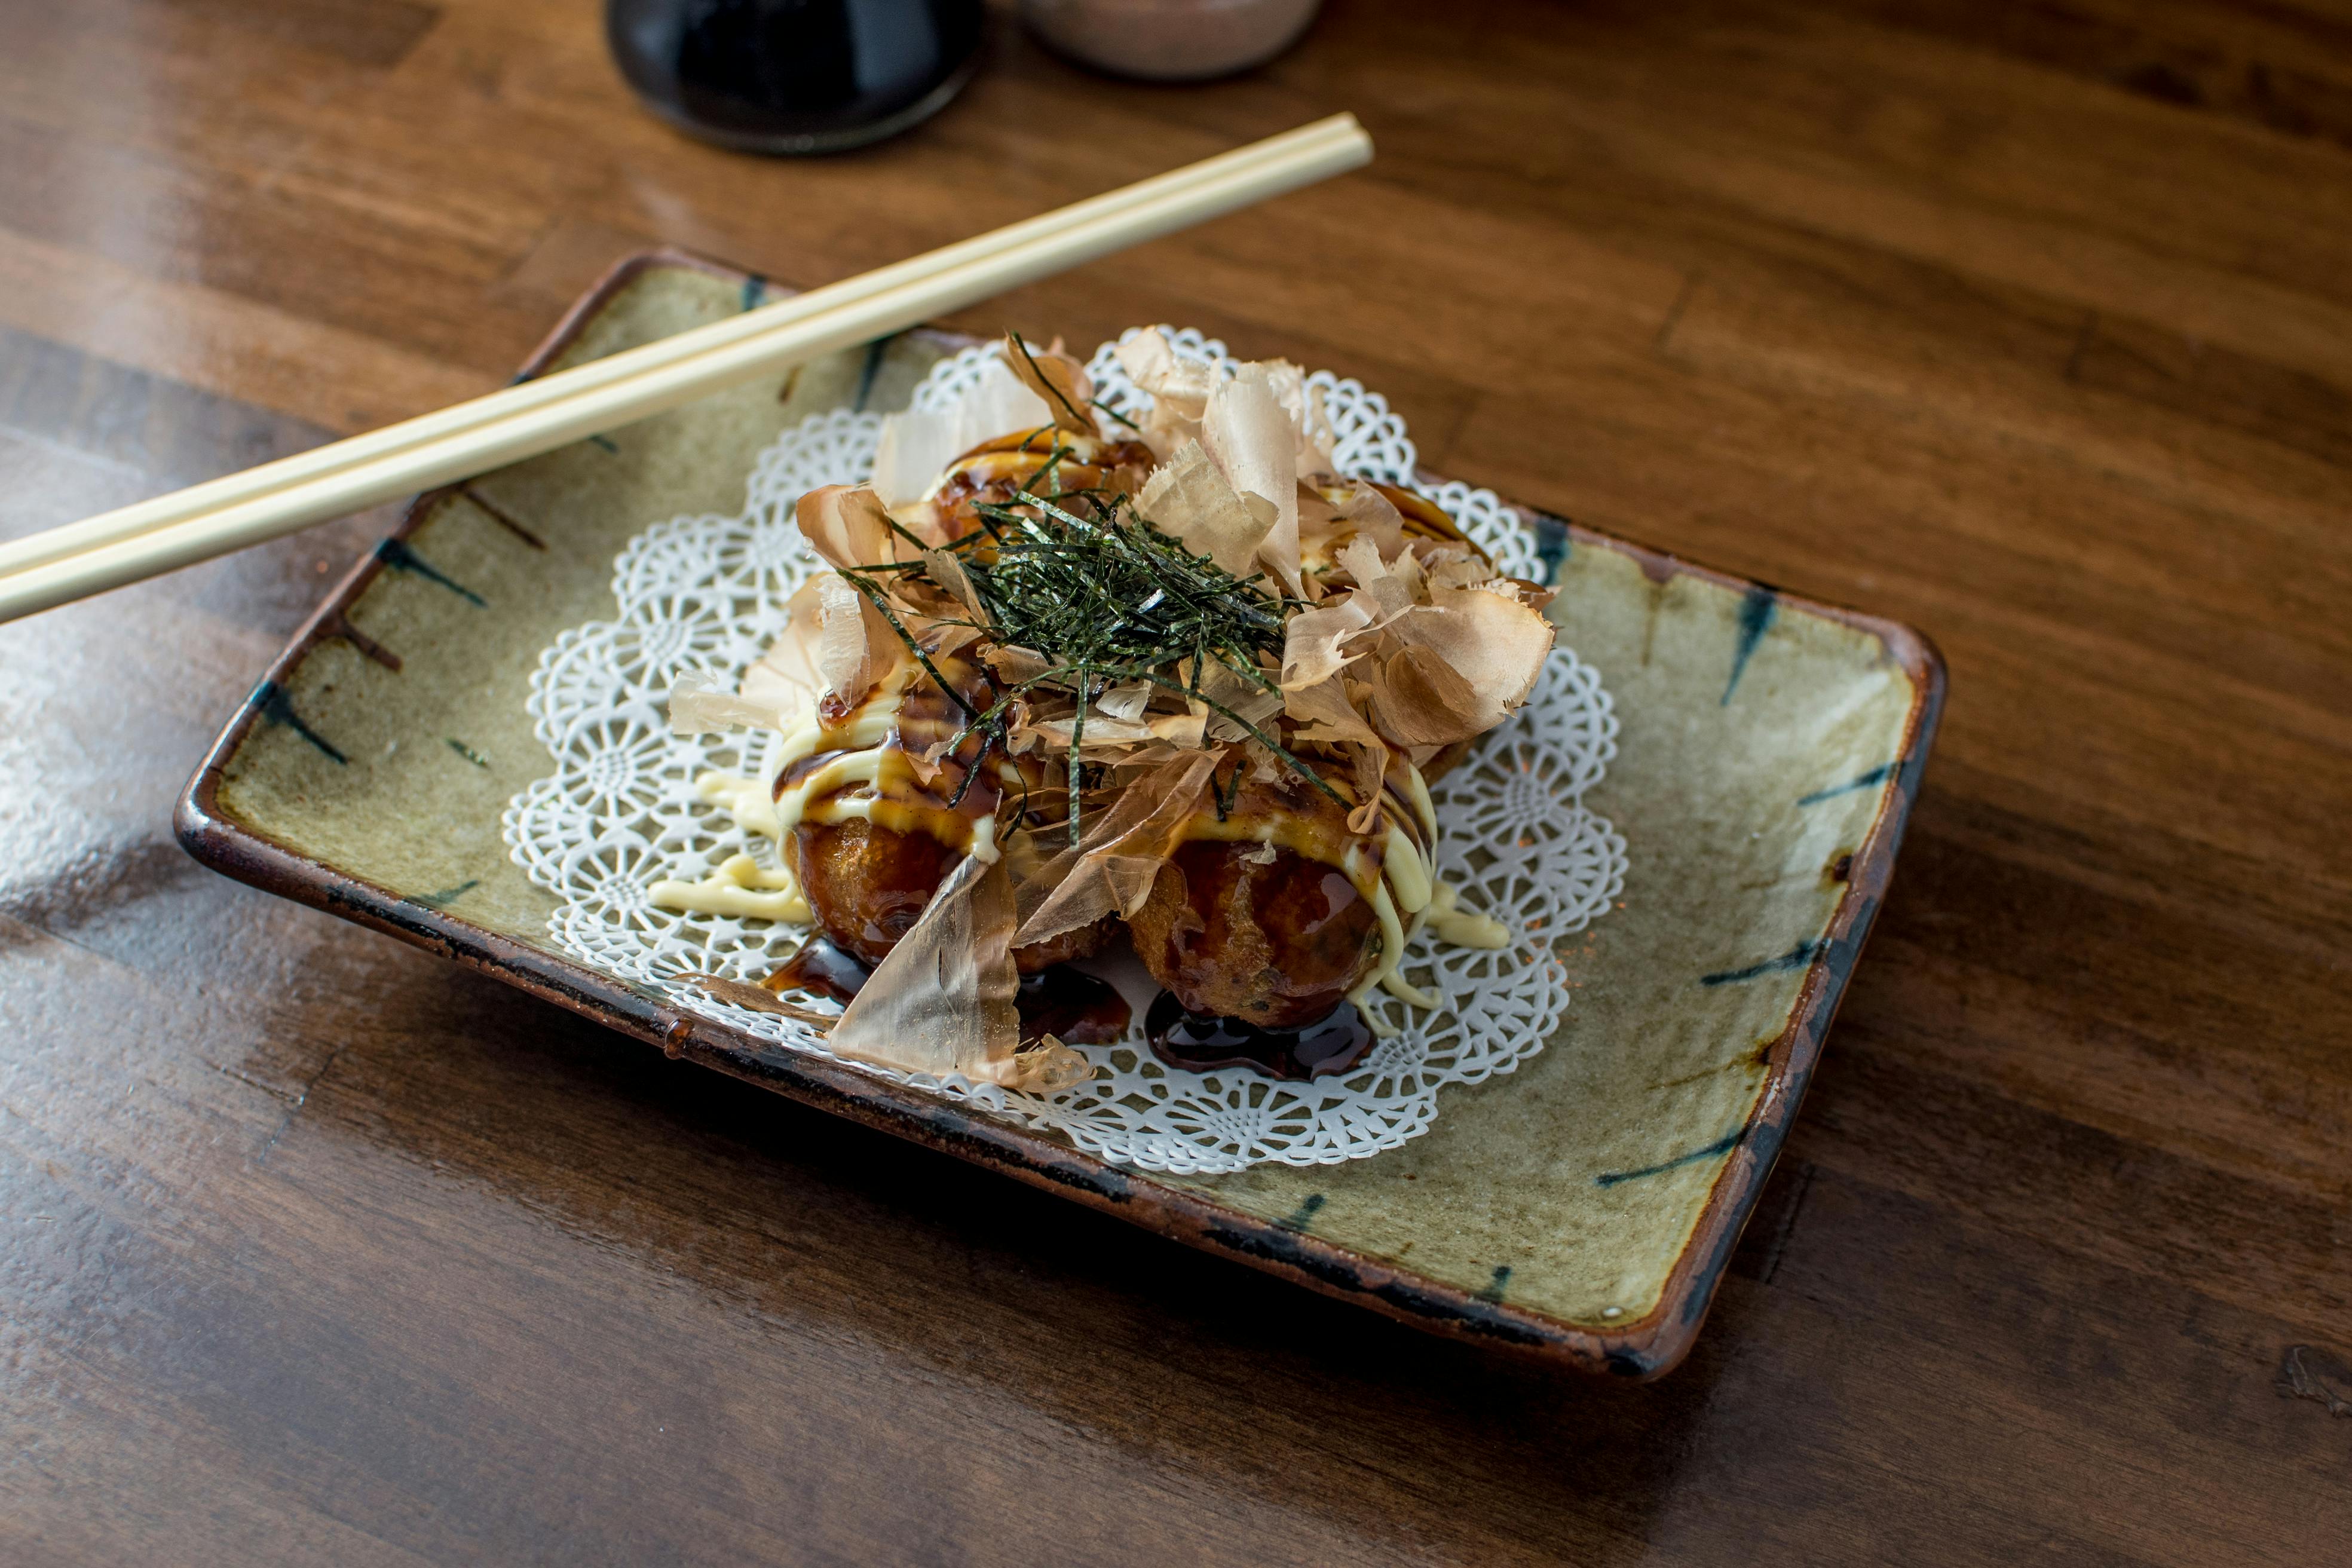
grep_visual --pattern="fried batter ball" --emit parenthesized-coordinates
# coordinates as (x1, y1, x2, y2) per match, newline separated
(1127, 840, 1381, 1030)
(788, 820, 951, 969)
(787, 819, 1112, 973)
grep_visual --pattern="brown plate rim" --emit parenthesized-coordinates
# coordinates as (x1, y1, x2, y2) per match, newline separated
(173, 246, 1946, 1379)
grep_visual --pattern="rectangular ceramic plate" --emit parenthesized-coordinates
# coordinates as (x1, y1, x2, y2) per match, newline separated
(177, 252, 1943, 1377)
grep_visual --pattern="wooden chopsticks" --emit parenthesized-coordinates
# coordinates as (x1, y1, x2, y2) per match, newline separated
(0, 114, 1371, 625)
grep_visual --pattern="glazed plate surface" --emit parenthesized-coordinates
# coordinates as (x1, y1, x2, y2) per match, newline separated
(177, 253, 1943, 1376)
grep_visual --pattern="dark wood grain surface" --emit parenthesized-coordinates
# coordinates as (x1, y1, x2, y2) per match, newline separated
(3, 1, 2348, 1562)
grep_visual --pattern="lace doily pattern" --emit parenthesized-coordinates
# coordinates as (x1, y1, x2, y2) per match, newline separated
(506, 332, 1627, 1174)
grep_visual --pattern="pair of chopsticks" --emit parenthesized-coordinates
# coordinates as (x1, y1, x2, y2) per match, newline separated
(0, 114, 1371, 626)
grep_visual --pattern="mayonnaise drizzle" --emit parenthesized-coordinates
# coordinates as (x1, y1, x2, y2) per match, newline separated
(650, 678, 1021, 925)
(653, 682, 1505, 1021)
(1425, 879, 1510, 950)
(648, 853, 811, 924)
(648, 699, 826, 923)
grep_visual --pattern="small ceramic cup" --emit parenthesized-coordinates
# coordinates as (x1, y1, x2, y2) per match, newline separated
(1019, 0, 1323, 81)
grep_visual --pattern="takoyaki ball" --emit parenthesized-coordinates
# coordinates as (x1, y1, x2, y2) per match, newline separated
(789, 819, 1116, 973)
(788, 819, 954, 969)
(1010, 912, 1120, 973)
(1127, 840, 1381, 1029)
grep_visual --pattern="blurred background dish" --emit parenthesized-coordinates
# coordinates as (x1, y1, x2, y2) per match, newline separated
(1020, 0, 1322, 81)
(607, 0, 986, 154)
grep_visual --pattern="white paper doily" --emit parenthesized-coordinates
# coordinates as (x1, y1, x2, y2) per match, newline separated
(506, 330, 1627, 1174)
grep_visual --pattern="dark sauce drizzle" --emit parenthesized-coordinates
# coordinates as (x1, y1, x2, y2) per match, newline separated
(772, 939, 1376, 1079)
(1016, 968, 1129, 1046)
(766, 938, 1131, 1048)
(764, 933, 870, 1005)
(1146, 991, 1375, 1082)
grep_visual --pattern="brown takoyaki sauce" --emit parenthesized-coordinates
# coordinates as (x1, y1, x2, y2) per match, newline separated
(928, 429, 1154, 541)
(1145, 991, 1375, 1081)
(764, 933, 870, 1004)
(1016, 967, 1131, 1046)
(783, 642, 1031, 857)
(778, 641, 1054, 968)
(767, 933, 1126, 1047)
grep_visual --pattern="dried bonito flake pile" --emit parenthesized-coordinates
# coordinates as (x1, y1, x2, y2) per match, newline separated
(661, 332, 1557, 1092)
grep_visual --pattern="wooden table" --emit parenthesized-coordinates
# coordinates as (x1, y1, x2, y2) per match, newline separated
(4, 2, 2348, 1561)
